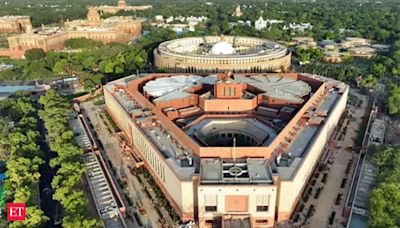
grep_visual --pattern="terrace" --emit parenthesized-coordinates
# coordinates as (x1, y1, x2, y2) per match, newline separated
(200, 158, 273, 185)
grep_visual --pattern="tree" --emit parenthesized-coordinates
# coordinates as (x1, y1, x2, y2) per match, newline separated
(369, 183, 400, 228)
(53, 188, 87, 214)
(371, 63, 387, 78)
(24, 49, 46, 62)
(65, 38, 103, 50)
(295, 47, 323, 63)
(39, 89, 95, 226)
(6, 157, 43, 189)
(369, 146, 400, 227)
(52, 59, 83, 76)
(62, 215, 103, 228)
(0, 92, 46, 228)
(9, 206, 48, 228)
(359, 74, 377, 89)
(387, 84, 400, 114)
(25, 61, 53, 80)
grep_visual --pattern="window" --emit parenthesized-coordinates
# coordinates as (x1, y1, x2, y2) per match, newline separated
(204, 195, 218, 212)
(256, 195, 270, 212)
(256, 219, 268, 224)
(205, 206, 217, 212)
(256, 206, 269, 211)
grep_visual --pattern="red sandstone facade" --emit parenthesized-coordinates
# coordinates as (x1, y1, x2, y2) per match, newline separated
(0, 16, 31, 34)
(1, 7, 141, 59)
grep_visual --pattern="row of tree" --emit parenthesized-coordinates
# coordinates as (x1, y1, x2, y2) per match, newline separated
(0, 92, 48, 227)
(38, 90, 102, 227)
(0, 26, 179, 83)
(0, 39, 147, 91)
(369, 145, 400, 227)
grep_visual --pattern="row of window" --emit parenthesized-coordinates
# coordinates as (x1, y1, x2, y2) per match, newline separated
(204, 219, 269, 226)
(220, 87, 237, 97)
(133, 126, 166, 182)
(160, 53, 287, 64)
(204, 195, 270, 212)
(204, 205, 269, 212)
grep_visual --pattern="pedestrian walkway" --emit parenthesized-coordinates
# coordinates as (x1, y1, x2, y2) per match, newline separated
(308, 91, 369, 228)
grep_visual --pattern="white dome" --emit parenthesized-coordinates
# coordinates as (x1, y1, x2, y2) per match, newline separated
(210, 41, 235, 55)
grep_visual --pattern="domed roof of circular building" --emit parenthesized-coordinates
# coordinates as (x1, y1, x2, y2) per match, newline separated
(210, 41, 236, 55)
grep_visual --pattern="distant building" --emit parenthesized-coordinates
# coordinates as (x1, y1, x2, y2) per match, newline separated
(154, 36, 291, 73)
(255, 16, 267, 30)
(267, 19, 284, 26)
(2, 8, 141, 58)
(94, 0, 152, 15)
(322, 52, 343, 63)
(0, 63, 14, 72)
(340, 37, 371, 48)
(371, 44, 390, 52)
(320, 40, 338, 51)
(165, 16, 174, 24)
(232, 4, 243, 17)
(155, 15, 164, 21)
(151, 15, 207, 33)
(0, 16, 31, 33)
(284, 23, 313, 31)
(238, 20, 252, 27)
(176, 16, 186, 22)
(347, 46, 375, 58)
(291, 37, 317, 47)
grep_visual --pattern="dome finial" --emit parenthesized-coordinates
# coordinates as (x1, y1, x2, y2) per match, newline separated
(220, 34, 225, 42)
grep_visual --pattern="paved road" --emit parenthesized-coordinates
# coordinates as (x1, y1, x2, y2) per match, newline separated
(308, 90, 369, 228)
(36, 100, 62, 228)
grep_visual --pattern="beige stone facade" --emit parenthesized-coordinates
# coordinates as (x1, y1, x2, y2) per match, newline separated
(154, 36, 292, 73)
(3, 8, 141, 58)
(94, 0, 152, 15)
(7, 29, 68, 52)
(0, 16, 31, 33)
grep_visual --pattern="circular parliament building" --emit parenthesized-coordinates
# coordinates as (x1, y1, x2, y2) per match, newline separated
(154, 35, 291, 73)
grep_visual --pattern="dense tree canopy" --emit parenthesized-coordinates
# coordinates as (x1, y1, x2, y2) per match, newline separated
(65, 38, 104, 50)
(0, 93, 48, 227)
(24, 49, 46, 62)
(38, 90, 102, 227)
(295, 47, 324, 63)
(369, 146, 400, 227)
(387, 84, 400, 114)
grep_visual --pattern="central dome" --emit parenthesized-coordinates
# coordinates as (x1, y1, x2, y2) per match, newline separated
(210, 41, 236, 55)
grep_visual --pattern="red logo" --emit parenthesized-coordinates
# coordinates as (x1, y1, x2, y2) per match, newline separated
(7, 203, 26, 221)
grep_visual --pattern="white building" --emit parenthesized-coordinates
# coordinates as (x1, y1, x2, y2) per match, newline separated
(238, 20, 251, 27)
(284, 23, 313, 31)
(188, 22, 197, 32)
(175, 15, 186, 23)
(267, 19, 284, 26)
(255, 16, 267, 31)
(165, 16, 174, 24)
(155, 15, 164, 21)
